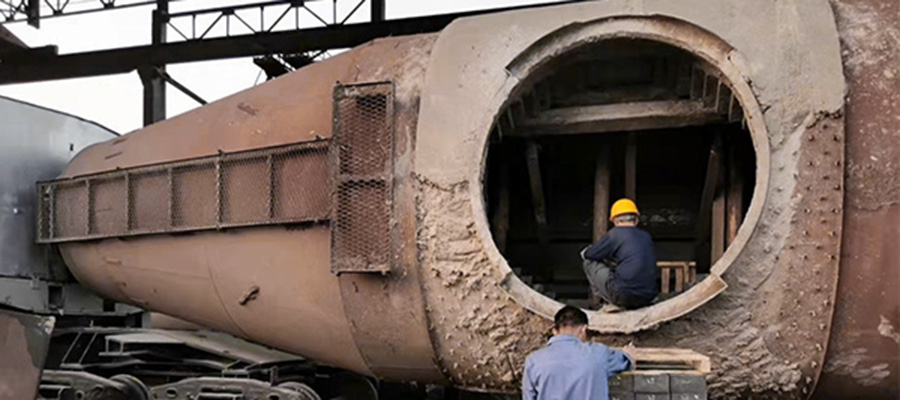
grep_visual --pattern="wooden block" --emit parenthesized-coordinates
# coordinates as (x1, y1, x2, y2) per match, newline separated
(661, 267, 671, 294)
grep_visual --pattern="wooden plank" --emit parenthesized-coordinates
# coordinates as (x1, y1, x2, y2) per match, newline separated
(624, 348, 712, 374)
(625, 133, 637, 201)
(675, 267, 684, 292)
(525, 141, 549, 244)
(515, 100, 726, 136)
(593, 146, 611, 241)
(590, 147, 611, 308)
(694, 140, 722, 264)
(657, 261, 697, 268)
(726, 144, 744, 246)
(688, 264, 697, 284)
(491, 150, 511, 253)
(711, 138, 728, 263)
(711, 184, 726, 263)
(661, 267, 671, 295)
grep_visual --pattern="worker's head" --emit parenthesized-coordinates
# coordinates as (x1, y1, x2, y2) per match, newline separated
(553, 305, 589, 341)
(610, 198, 640, 227)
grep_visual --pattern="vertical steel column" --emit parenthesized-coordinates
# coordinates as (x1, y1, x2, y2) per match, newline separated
(371, 0, 385, 22)
(26, 0, 40, 28)
(141, 0, 168, 126)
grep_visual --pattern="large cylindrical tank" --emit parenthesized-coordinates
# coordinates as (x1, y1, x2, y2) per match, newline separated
(47, 1, 898, 398)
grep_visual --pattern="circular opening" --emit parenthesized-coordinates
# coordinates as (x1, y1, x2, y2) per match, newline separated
(485, 38, 756, 311)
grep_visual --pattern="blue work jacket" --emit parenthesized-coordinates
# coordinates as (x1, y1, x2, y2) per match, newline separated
(523, 334, 633, 400)
(582, 226, 658, 301)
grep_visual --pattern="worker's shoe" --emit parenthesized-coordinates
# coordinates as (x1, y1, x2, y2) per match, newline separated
(600, 303, 623, 313)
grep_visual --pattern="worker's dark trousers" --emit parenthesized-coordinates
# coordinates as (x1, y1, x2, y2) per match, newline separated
(582, 260, 653, 310)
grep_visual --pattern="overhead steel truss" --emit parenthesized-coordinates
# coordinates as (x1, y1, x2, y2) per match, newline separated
(0, 0, 179, 27)
(0, 0, 576, 125)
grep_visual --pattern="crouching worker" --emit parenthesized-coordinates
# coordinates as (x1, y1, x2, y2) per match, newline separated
(523, 306, 634, 400)
(582, 199, 658, 310)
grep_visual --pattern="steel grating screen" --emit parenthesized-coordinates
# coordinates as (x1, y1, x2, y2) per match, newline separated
(331, 82, 395, 274)
(37, 140, 331, 243)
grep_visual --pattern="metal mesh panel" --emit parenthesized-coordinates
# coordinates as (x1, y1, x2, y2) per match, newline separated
(333, 181, 392, 272)
(37, 140, 331, 243)
(273, 148, 331, 221)
(91, 177, 127, 235)
(331, 82, 395, 274)
(54, 183, 88, 238)
(222, 158, 269, 225)
(172, 164, 217, 228)
(130, 171, 170, 232)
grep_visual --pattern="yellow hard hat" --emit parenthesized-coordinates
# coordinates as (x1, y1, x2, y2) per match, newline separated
(610, 199, 639, 221)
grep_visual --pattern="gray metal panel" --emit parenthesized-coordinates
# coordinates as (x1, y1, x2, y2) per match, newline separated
(0, 96, 115, 280)
(0, 277, 143, 315)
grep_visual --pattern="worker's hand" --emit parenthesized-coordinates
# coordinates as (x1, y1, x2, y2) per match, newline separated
(621, 342, 638, 364)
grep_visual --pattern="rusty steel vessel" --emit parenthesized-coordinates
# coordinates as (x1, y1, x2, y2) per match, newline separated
(28, 0, 899, 398)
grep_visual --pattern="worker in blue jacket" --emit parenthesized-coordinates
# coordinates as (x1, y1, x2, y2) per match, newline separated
(581, 199, 659, 310)
(523, 306, 634, 400)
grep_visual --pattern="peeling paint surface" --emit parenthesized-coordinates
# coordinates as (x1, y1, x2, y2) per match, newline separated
(878, 316, 900, 344)
(416, 178, 550, 391)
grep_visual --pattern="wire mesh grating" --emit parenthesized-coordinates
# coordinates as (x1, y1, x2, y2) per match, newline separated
(331, 82, 395, 274)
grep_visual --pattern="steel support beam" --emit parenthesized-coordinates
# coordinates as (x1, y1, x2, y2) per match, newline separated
(140, 0, 168, 126)
(157, 69, 207, 105)
(371, 0, 385, 22)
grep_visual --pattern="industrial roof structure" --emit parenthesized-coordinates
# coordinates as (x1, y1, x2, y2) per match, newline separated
(0, 0, 575, 125)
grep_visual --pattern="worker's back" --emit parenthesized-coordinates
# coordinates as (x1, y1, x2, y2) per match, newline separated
(523, 334, 632, 400)
(583, 226, 658, 301)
